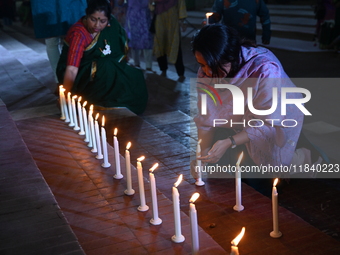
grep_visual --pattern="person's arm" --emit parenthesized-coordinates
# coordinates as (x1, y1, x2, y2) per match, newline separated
(257, 0, 271, 44)
(198, 130, 250, 163)
(63, 65, 78, 92)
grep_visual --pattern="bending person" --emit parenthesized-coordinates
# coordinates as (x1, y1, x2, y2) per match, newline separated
(57, 0, 148, 115)
(191, 24, 324, 194)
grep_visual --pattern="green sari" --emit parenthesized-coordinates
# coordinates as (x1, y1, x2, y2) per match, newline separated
(57, 16, 148, 115)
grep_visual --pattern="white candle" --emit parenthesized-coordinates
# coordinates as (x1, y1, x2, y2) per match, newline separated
(149, 163, 162, 225)
(189, 192, 200, 254)
(77, 97, 85, 135)
(67, 92, 74, 127)
(233, 152, 244, 212)
(270, 178, 282, 238)
(71, 95, 80, 131)
(101, 116, 111, 168)
(230, 227, 245, 255)
(136, 156, 149, 211)
(172, 174, 185, 243)
(113, 128, 123, 179)
(124, 142, 134, 195)
(59, 85, 65, 120)
(60, 87, 70, 123)
(195, 139, 205, 186)
(205, 12, 213, 25)
(94, 113, 103, 159)
(82, 101, 90, 143)
(89, 105, 96, 151)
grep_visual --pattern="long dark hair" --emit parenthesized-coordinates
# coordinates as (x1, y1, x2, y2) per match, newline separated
(191, 24, 255, 78)
(86, 0, 112, 19)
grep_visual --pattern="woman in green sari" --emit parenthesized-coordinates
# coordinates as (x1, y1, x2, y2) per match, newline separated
(57, 0, 148, 115)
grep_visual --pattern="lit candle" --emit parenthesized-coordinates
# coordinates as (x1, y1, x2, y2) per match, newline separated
(195, 139, 205, 186)
(113, 128, 123, 179)
(149, 163, 162, 225)
(59, 85, 65, 120)
(82, 101, 90, 143)
(205, 12, 213, 25)
(89, 105, 96, 151)
(136, 156, 149, 211)
(60, 87, 70, 123)
(233, 152, 244, 212)
(101, 116, 111, 168)
(67, 92, 74, 127)
(71, 95, 80, 131)
(189, 192, 200, 254)
(230, 227, 245, 255)
(172, 174, 185, 243)
(124, 142, 134, 195)
(94, 113, 103, 159)
(77, 97, 85, 135)
(270, 178, 282, 238)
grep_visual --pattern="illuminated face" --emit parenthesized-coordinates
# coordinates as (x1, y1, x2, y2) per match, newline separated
(194, 51, 230, 78)
(85, 11, 108, 34)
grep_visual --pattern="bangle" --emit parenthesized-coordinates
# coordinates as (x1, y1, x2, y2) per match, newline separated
(228, 136, 237, 149)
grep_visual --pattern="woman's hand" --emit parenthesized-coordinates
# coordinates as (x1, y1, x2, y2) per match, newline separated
(63, 65, 79, 92)
(198, 138, 231, 163)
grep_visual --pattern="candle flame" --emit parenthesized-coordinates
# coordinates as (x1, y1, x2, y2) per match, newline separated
(78, 96, 82, 102)
(137, 156, 145, 162)
(273, 178, 279, 187)
(90, 104, 93, 111)
(206, 12, 213, 18)
(149, 163, 159, 173)
(61, 87, 66, 93)
(174, 174, 183, 188)
(231, 227, 245, 246)
(68, 92, 71, 96)
(189, 192, 200, 203)
(102, 115, 105, 126)
(114, 128, 118, 136)
(126, 142, 131, 150)
(83, 101, 87, 107)
(236, 152, 244, 165)
(95, 113, 99, 121)
(72, 95, 77, 99)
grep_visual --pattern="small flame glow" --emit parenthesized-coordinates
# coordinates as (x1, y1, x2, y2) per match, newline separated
(95, 113, 99, 121)
(236, 152, 244, 165)
(102, 116, 105, 126)
(61, 87, 66, 93)
(174, 174, 183, 188)
(78, 96, 82, 102)
(273, 178, 279, 187)
(114, 128, 118, 136)
(231, 227, 245, 246)
(83, 101, 87, 107)
(137, 156, 145, 162)
(90, 104, 93, 111)
(149, 163, 159, 173)
(72, 95, 77, 99)
(206, 12, 213, 18)
(68, 92, 71, 96)
(126, 142, 131, 150)
(189, 192, 200, 203)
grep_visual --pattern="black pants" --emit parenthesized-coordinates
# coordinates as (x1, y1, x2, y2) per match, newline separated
(156, 44, 185, 76)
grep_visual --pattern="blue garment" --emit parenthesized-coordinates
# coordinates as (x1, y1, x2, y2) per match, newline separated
(30, 0, 87, 38)
(125, 0, 153, 49)
(212, 0, 271, 43)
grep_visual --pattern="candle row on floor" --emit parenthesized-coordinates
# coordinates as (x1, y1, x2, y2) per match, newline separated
(58, 85, 281, 254)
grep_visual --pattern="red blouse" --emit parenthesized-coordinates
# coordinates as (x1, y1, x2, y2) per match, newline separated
(65, 19, 93, 68)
